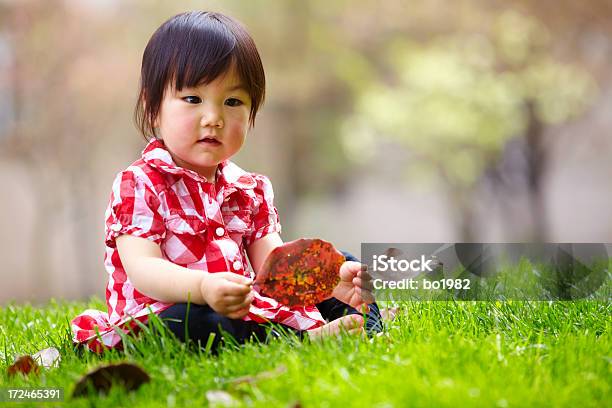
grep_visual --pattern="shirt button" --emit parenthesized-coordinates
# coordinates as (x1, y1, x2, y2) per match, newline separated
(215, 227, 225, 237)
(233, 260, 242, 271)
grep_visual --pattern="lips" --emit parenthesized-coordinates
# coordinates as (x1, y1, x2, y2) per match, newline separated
(198, 137, 221, 145)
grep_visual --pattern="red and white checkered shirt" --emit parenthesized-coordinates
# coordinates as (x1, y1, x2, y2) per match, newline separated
(71, 139, 324, 352)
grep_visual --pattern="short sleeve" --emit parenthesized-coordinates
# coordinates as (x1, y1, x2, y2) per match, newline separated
(244, 174, 282, 247)
(105, 171, 166, 248)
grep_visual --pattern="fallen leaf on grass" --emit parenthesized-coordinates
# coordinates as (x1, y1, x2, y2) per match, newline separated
(7, 347, 61, 377)
(255, 238, 344, 307)
(7, 355, 40, 377)
(32, 347, 61, 368)
(72, 362, 150, 397)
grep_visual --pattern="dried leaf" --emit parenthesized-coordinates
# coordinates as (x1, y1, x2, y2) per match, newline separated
(254, 238, 344, 307)
(205, 390, 239, 407)
(72, 362, 150, 397)
(7, 355, 40, 377)
(32, 347, 61, 369)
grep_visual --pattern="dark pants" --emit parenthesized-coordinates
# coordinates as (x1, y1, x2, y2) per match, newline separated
(157, 252, 382, 352)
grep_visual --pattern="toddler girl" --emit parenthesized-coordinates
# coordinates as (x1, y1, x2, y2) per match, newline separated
(71, 11, 381, 353)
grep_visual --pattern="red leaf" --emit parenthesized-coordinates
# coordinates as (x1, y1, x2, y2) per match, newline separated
(254, 238, 344, 307)
(7, 355, 40, 377)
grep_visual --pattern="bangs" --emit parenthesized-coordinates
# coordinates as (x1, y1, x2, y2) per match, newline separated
(169, 15, 237, 90)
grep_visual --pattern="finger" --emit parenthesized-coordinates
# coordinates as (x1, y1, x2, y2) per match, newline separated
(223, 293, 253, 305)
(226, 306, 250, 319)
(220, 272, 253, 286)
(357, 268, 372, 282)
(356, 269, 374, 292)
(225, 293, 254, 312)
(361, 278, 374, 291)
(352, 276, 374, 292)
(352, 276, 362, 286)
(339, 261, 361, 280)
(223, 288, 255, 303)
(222, 281, 253, 297)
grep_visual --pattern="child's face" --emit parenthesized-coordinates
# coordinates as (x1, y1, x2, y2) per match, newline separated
(156, 64, 251, 181)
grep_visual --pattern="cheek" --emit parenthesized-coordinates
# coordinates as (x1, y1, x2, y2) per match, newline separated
(226, 111, 249, 135)
(227, 122, 248, 143)
(173, 111, 198, 127)
(161, 112, 197, 137)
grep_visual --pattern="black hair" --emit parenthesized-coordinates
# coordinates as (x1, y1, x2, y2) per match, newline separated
(135, 11, 265, 139)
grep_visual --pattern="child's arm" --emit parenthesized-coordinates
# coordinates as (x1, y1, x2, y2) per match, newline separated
(117, 235, 254, 318)
(246, 232, 284, 275)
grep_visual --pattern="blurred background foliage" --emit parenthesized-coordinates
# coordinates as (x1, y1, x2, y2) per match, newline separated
(0, 0, 611, 302)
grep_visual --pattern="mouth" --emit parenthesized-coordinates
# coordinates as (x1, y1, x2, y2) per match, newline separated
(197, 137, 221, 146)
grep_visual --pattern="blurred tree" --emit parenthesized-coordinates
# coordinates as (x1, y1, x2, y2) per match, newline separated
(0, 1, 142, 299)
(309, 3, 599, 241)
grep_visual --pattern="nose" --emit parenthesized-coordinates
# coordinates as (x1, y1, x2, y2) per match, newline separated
(200, 105, 224, 128)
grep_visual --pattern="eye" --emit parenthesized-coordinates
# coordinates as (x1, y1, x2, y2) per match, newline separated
(182, 96, 201, 104)
(225, 98, 243, 107)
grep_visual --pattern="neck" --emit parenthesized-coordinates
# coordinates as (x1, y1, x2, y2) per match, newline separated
(202, 166, 218, 183)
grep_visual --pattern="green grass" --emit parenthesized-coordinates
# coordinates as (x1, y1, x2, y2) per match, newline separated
(0, 299, 610, 407)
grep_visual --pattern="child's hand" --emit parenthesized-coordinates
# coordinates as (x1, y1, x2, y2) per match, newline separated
(331, 261, 375, 312)
(200, 272, 254, 319)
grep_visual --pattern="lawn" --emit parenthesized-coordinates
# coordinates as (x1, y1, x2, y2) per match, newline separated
(0, 299, 609, 407)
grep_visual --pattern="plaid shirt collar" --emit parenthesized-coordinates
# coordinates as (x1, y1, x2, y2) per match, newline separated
(141, 138, 257, 190)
